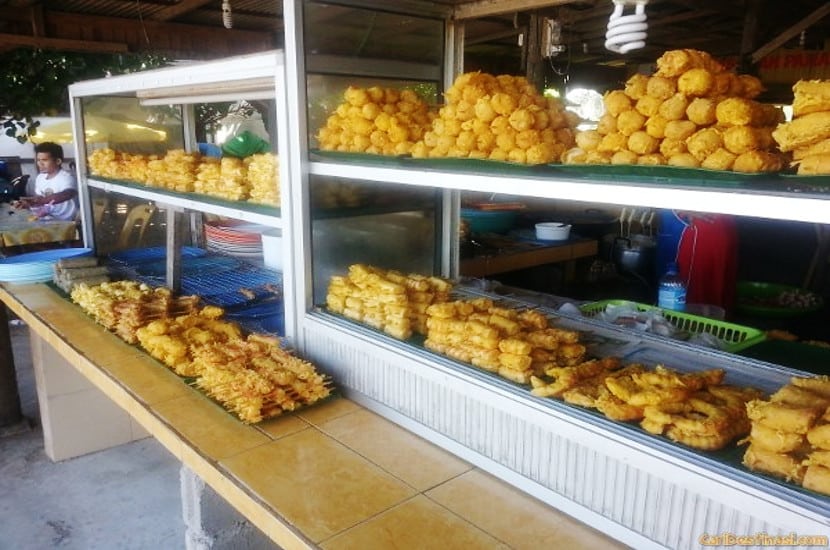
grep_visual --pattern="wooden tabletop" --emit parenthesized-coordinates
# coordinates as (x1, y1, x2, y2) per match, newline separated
(0, 282, 625, 550)
(460, 236, 598, 278)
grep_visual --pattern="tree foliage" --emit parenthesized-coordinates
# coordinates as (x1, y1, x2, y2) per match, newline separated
(0, 49, 169, 143)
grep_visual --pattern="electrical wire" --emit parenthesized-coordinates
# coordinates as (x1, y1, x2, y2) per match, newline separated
(135, 0, 151, 45)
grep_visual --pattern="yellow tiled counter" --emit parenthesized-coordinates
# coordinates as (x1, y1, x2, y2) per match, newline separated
(1, 283, 626, 549)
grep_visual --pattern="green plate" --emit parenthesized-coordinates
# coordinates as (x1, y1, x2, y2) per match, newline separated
(738, 339, 830, 375)
(778, 173, 830, 194)
(736, 281, 824, 318)
(401, 156, 547, 176)
(545, 163, 775, 188)
(309, 149, 407, 166)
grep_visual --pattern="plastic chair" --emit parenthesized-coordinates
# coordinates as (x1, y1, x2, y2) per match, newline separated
(10, 175, 29, 200)
(117, 204, 157, 248)
(91, 197, 110, 225)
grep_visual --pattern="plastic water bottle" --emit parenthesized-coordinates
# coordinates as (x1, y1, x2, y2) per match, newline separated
(657, 261, 686, 311)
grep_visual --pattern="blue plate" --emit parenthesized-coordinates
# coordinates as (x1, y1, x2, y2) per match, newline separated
(0, 248, 93, 264)
(0, 248, 93, 283)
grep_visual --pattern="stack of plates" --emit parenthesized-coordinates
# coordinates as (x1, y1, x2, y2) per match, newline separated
(204, 221, 267, 261)
(0, 248, 93, 284)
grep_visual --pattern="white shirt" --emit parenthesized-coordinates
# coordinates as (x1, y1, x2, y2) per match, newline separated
(33, 169, 78, 221)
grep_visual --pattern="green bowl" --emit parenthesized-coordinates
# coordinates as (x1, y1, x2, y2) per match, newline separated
(461, 208, 517, 234)
(736, 281, 824, 318)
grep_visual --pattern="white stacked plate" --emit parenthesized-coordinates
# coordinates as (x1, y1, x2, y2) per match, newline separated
(205, 222, 266, 261)
(0, 248, 94, 284)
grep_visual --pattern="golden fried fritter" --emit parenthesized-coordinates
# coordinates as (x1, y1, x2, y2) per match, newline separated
(678, 68, 714, 97)
(700, 148, 737, 171)
(773, 111, 830, 152)
(668, 153, 700, 167)
(624, 73, 649, 100)
(687, 127, 723, 161)
(685, 97, 717, 126)
(627, 131, 660, 155)
(792, 79, 830, 117)
(616, 109, 647, 136)
(658, 93, 690, 121)
(663, 119, 697, 141)
(646, 76, 677, 100)
(737, 74, 765, 99)
(733, 150, 783, 173)
(604, 90, 633, 117)
(792, 138, 830, 161)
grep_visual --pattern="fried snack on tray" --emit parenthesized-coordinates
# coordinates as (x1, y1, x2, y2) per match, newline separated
(803, 464, 830, 495)
(135, 306, 243, 377)
(793, 154, 830, 175)
(565, 48, 783, 171)
(742, 375, 830, 495)
(746, 421, 807, 454)
(423, 298, 590, 384)
(410, 72, 576, 163)
(317, 86, 433, 156)
(772, 111, 830, 152)
(557, 361, 759, 451)
(193, 335, 331, 424)
(87, 148, 280, 206)
(790, 375, 830, 399)
(745, 399, 823, 434)
(743, 443, 807, 484)
(792, 79, 830, 117)
(641, 384, 760, 451)
(561, 364, 643, 408)
(655, 49, 724, 77)
(326, 264, 452, 340)
(71, 280, 201, 344)
(530, 357, 621, 398)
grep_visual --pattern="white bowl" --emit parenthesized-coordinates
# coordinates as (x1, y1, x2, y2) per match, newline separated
(535, 222, 571, 241)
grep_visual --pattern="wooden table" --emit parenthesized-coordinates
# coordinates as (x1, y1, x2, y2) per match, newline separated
(0, 203, 78, 249)
(460, 235, 598, 279)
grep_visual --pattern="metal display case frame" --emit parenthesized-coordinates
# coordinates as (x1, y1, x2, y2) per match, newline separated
(281, 1, 830, 548)
(68, 51, 297, 336)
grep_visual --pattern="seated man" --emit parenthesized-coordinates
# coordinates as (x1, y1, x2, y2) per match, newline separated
(12, 142, 78, 221)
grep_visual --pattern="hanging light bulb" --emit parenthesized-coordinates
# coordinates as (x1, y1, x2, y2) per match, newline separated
(222, 0, 233, 29)
(605, 0, 649, 54)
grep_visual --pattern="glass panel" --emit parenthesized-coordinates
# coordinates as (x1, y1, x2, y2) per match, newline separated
(304, 3, 444, 65)
(310, 176, 439, 304)
(88, 188, 167, 256)
(81, 96, 183, 157)
(81, 96, 278, 207)
(307, 75, 438, 151)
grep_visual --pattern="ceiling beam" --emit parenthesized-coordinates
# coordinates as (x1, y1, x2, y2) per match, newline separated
(0, 32, 128, 53)
(149, 0, 212, 22)
(752, 2, 830, 63)
(0, 11, 277, 58)
(454, 0, 585, 21)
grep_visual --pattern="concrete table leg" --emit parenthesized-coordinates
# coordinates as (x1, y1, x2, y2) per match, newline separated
(180, 466, 276, 550)
(0, 305, 23, 430)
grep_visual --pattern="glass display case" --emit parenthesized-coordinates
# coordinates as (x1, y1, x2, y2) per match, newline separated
(68, 51, 291, 338)
(281, 2, 830, 548)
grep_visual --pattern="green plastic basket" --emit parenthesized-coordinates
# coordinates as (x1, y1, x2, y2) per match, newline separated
(579, 299, 766, 353)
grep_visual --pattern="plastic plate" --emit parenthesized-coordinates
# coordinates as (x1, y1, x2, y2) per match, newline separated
(736, 281, 824, 318)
